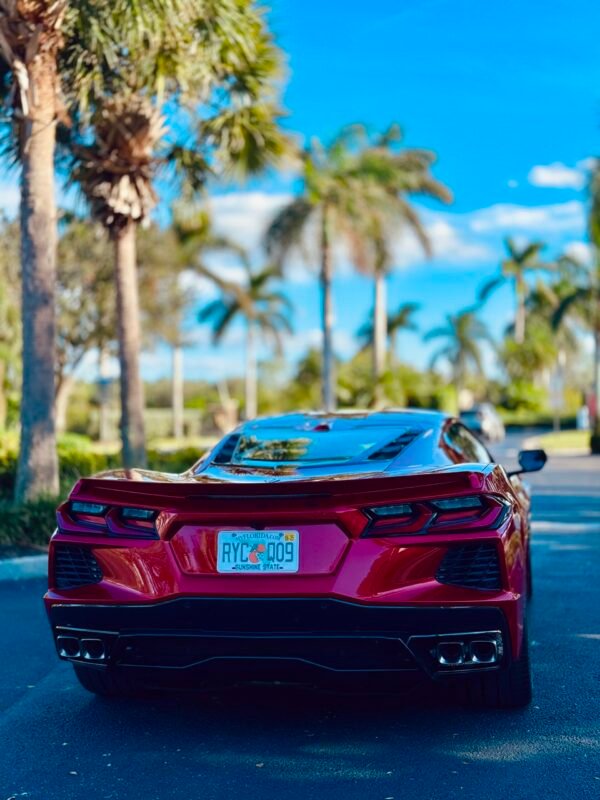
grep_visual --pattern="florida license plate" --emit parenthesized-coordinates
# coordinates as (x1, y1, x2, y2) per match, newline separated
(217, 530, 299, 573)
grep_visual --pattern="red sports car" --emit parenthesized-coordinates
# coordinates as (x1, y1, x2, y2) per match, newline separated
(45, 410, 546, 707)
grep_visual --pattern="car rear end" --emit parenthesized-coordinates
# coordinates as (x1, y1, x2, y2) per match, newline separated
(45, 463, 530, 705)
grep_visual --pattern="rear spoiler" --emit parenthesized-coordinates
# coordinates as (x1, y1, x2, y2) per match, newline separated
(70, 464, 497, 512)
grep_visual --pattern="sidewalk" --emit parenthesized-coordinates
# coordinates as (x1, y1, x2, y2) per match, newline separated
(0, 546, 48, 582)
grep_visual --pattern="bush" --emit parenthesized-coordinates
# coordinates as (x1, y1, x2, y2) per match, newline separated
(500, 380, 548, 413)
(0, 497, 58, 547)
(147, 447, 202, 473)
(0, 440, 120, 499)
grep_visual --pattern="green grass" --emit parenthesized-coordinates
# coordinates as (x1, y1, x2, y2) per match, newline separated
(530, 429, 590, 453)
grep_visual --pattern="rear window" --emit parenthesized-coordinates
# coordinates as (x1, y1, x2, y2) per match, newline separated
(210, 425, 423, 467)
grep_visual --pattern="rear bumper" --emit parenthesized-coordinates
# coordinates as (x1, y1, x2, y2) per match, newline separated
(48, 597, 511, 682)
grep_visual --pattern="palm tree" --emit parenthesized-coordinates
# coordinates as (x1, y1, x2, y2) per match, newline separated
(479, 238, 555, 344)
(425, 310, 491, 401)
(357, 301, 420, 366)
(587, 162, 600, 450)
(388, 302, 421, 365)
(68, 4, 290, 466)
(0, 0, 68, 499)
(349, 126, 452, 399)
(266, 125, 451, 409)
(199, 266, 292, 419)
(265, 132, 372, 412)
(169, 204, 255, 436)
(0, 2, 196, 494)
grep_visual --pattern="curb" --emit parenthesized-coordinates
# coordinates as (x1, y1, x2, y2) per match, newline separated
(0, 554, 47, 582)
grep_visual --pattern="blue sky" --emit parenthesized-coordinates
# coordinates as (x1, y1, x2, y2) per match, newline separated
(2, 0, 599, 384)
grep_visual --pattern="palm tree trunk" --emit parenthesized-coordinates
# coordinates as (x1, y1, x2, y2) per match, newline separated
(172, 345, 184, 439)
(373, 267, 387, 407)
(592, 325, 600, 452)
(514, 275, 526, 344)
(114, 220, 146, 467)
(320, 206, 335, 412)
(245, 321, 258, 420)
(15, 57, 59, 502)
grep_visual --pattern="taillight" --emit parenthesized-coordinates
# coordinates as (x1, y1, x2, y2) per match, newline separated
(63, 502, 159, 539)
(70, 501, 108, 527)
(363, 494, 509, 537)
(119, 507, 158, 534)
(368, 503, 413, 519)
(432, 496, 482, 511)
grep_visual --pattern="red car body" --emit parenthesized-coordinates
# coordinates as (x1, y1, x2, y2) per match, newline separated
(45, 410, 545, 706)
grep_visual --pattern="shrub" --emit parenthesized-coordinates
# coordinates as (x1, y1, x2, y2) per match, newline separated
(0, 497, 58, 547)
(147, 447, 202, 473)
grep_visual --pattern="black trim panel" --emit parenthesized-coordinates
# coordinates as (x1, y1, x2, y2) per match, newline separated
(49, 596, 507, 637)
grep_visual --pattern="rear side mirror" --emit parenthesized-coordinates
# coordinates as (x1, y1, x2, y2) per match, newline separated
(509, 449, 547, 477)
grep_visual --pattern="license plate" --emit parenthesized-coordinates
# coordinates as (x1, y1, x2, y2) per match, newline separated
(217, 530, 299, 573)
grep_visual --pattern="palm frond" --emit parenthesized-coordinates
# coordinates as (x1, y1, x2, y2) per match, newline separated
(264, 196, 314, 265)
(478, 274, 506, 302)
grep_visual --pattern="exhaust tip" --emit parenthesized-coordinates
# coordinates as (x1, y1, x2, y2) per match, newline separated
(437, 641, 465, 666)
(80, 638, 106, 661)
(57, 635, 81, 659)
(470, 640, 498, 664)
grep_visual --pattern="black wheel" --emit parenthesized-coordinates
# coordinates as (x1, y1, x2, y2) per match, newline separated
(462, 626, 532, 709)
(73, 664, 145, 697)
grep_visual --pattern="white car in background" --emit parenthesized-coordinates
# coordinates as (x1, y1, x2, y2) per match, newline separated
(460, 404, 505, 443)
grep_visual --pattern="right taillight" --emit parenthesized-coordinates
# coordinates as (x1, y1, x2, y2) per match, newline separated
(363, 494, 509, 537)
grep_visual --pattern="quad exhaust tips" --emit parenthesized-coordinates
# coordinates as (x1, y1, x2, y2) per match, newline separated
(408, 630, 504, 672)
(436, 638, 500, 666)
(56, 634, 108, 662)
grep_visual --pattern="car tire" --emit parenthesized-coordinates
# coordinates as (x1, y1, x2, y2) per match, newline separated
(462, 626, 532, 709)
(73, 664, 144, 697)
(526, 547, 533, 599)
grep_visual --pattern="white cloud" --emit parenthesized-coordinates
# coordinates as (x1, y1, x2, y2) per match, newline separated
(210, 191, 293, 252)
(469, 200, 585, 234)
(528, 162, 586, 190)
(394, 218, 492, 266)
(563, 240, 592, 264)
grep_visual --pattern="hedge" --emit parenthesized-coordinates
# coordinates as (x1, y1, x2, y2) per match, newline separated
(0, 442, 206, 546)
(0, 497, 59, 547)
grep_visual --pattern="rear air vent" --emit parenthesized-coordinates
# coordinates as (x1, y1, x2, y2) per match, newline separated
(436, 542, 501, 591)
(54, 546, 103, 590)
(368, 429, 421, 460)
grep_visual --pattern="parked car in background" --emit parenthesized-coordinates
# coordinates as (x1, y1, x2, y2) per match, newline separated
(460, 403, 505, 442)
(46, 409, 546, 707)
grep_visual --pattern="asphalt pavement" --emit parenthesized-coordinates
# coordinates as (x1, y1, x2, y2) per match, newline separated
(1, 434, 599, 800)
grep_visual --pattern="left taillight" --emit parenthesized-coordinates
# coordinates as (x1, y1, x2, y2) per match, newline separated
(65, 501, 159, 539)
(363, 494, 509, 537)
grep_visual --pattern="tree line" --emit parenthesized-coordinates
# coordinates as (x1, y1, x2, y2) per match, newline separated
(0, 1, 599, 505)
